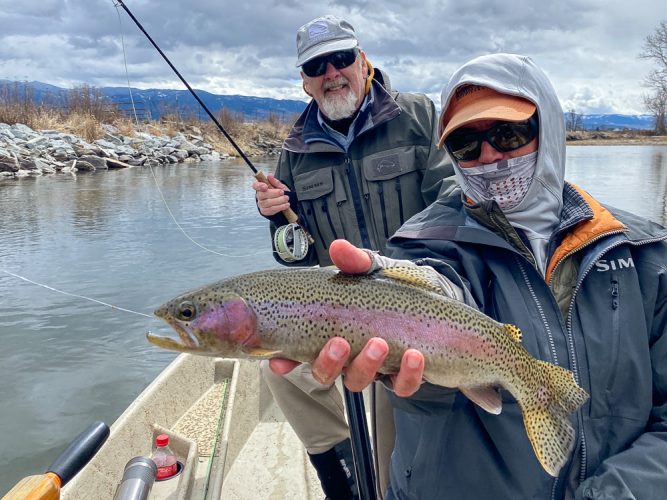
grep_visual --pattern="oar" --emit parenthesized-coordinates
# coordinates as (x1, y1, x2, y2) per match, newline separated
(343, 385, 378, 500)
(2, 421, 110, 500)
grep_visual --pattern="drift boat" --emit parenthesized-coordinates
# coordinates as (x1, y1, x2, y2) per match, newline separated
(61, 354, 323, 499)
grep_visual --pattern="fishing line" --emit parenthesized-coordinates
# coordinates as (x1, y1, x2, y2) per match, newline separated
(112, 2, 140, 126)
(112, 0, 257, 172)
(0, 269, 154, 319)
(110, 5, 373, 496)
(146, 163, 270, 258)
(111, 0, 272, 259)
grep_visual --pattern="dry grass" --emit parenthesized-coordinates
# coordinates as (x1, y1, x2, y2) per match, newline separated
(0, 81, 296, 155)
(566, 129, 667, 145)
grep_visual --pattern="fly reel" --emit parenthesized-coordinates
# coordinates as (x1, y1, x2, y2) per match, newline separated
(274, 223, 309, 262)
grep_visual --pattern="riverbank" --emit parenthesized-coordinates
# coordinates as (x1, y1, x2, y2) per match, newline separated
(0, 120, 287, 178)
(566, 130, 667, 145)
(0, 113, 289, 179)
(2, 119, 666, 179)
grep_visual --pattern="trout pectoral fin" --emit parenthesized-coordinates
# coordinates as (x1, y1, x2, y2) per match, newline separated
(460, 386, 502, 415)
(242, 346, 283, 358)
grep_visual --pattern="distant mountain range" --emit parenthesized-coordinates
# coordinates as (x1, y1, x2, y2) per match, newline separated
(578, 114, 655, 131)
(0, 79, 657, 130)
(0, 79, 308, 122)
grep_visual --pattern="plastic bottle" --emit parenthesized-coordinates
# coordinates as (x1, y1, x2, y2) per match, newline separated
(151, 434, 178, 480)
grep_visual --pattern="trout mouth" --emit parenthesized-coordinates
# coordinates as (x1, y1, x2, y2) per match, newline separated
(147, 316, 200, 351)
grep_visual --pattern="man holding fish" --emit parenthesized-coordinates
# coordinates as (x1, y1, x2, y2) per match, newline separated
(152, 53, 667, 498)
(264, 53, 667, 498)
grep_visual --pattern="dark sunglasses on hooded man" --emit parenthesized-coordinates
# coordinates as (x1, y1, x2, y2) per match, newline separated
(444, 113, 539, 162)
(301, 48, 360, 77)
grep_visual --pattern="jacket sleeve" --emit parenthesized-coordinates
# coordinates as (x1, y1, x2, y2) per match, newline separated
(575, 262, 667, 499)
(419, 98, 457, 205)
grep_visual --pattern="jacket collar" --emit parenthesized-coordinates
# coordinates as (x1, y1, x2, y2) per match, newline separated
(545, 182, 626, 281)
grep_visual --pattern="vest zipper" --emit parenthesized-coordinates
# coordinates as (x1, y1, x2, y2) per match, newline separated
(377, 182, 389, 238)
(395, 177, 405, 225)
(344, 157, 371, 248)
(321, 202, 338, 240)
(308, 201, 327, 249)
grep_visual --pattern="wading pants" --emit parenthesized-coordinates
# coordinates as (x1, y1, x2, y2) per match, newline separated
(260, 360, 395, 497)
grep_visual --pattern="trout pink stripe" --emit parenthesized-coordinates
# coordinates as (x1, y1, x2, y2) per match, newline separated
(255, 301, 495, 357)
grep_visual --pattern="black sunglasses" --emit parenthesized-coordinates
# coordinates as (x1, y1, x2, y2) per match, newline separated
(302, 48, 359, 78)
(445, 114, 539, 162)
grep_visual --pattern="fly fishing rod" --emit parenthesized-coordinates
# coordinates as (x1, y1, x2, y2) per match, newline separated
(113, 0, 310, 242)
(114, 2, 376, 498)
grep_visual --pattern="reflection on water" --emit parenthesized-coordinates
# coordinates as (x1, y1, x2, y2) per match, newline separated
(0, 146, 666, 491)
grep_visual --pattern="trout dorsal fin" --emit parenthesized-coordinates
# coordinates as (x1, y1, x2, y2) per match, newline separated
(379, 266, 442, 294)
(503, 324, 523, 343)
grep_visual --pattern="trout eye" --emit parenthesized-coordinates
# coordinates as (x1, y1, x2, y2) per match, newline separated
(176, 301, 197, 321)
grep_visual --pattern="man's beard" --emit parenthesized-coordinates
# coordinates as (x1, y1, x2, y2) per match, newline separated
(319, 78, 359, 121)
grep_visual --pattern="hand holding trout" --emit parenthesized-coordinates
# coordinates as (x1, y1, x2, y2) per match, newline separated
(148, 240, 588, 477)
(267, 241, 426, 397)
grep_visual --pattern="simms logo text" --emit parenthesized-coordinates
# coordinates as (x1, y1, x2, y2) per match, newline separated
(301, 181, 325, 192)
(595, 257, 635, 272)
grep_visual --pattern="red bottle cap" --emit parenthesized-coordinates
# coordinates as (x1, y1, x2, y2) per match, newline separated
(156, 434, 169, 447)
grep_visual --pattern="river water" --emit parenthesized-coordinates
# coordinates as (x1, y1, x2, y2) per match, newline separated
(1, 146, 666, 492)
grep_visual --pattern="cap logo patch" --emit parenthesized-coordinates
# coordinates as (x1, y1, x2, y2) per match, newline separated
(308, 21, 329, 39)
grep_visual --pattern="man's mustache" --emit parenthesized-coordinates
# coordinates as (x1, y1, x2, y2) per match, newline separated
(323, 77, 349, 90)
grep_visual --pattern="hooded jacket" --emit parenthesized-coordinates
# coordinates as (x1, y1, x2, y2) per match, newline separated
(266, 68, 455, 266)
(383, 54, 667, 499)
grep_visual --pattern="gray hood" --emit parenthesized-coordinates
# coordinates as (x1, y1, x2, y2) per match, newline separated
(439, 53, 566, 274)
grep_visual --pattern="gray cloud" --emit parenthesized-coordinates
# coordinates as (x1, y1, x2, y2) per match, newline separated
(0, 0, 662, 114)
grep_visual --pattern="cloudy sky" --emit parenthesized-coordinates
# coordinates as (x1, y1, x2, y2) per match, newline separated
(0, 0, 663, 115)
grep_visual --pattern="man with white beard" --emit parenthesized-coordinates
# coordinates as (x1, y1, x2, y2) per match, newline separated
(251, 15, 454, 499)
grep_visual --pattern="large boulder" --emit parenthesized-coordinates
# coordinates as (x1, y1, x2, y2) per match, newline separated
(75, 160, 96, 172)
(79, 155, 107, 169)
(0, 158, 19, 173)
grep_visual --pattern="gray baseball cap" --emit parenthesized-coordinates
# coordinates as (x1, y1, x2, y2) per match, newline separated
(295, 15, 359, 67)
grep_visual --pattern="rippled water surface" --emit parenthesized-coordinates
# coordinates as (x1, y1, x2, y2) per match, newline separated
(0, 159, 279, 490)
(0, 146, 666, 491)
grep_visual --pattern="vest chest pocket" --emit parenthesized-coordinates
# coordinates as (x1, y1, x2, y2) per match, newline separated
(361, 148, 424, 241)
(294, 167, 347, 250)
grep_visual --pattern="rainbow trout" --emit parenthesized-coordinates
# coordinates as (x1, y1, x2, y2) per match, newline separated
(148, 265, 588, 477)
